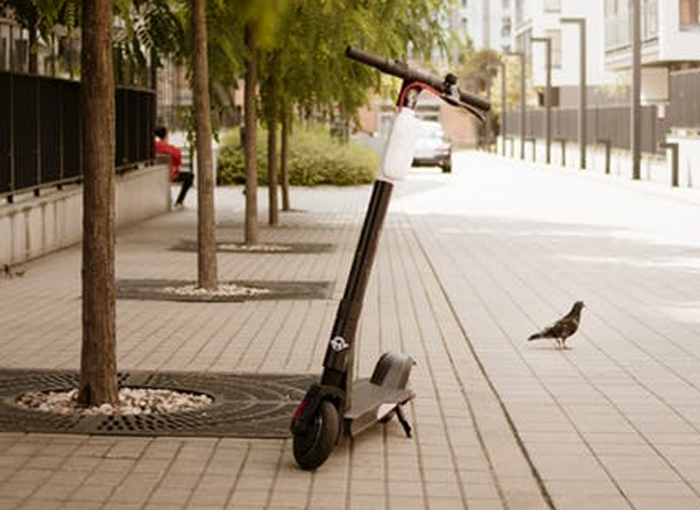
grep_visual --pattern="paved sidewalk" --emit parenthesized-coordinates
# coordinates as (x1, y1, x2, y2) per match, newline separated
(1, 151, 700, 509)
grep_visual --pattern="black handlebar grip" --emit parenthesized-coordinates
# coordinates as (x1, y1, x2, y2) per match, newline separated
(345, 46, 490, 113)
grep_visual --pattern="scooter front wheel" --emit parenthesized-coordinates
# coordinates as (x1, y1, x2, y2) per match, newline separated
(293, 400, 340, 470)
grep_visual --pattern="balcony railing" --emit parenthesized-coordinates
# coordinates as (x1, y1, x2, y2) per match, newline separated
(605, 0, 659, 51)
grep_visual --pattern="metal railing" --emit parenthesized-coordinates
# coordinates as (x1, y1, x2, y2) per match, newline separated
(501, 68, 700, 157)
(505, 104, 660, 154)
(1, 70, 155, 203)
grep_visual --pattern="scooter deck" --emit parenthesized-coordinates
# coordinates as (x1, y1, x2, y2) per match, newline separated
(344, 378, 414, 437)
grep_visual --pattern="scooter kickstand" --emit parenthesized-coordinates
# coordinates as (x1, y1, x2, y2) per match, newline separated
(395, 405, 412, 438)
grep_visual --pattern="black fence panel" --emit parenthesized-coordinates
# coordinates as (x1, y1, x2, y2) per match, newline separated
(1, 70, 155, 200)
(61, 80, 81, 181)
(39, 78, 62, 185)
(116, 89, 127, 167)
(115, 87, 155, 168)
(667, 70, 700, 129)
(502, 70, 700, 157)
(0, 73, 10, 194)
(527, 110, 544, 138)
(13, 74, 38, 191)
(552, 109, 577, 141)
(507, 104, 660, 155)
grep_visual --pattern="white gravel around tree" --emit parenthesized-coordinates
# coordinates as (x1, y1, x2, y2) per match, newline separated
(16, 387, 213, 416)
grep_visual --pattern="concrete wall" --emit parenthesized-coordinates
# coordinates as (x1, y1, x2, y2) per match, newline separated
(0, 163, 170, 266)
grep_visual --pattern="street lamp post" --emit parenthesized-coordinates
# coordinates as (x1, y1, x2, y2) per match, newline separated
(531, 36, 552, 164)
(506, 51, 526, 160)
(560, 17, 587, 170)
(490, 62, 507, 156)
(485, 70, 493, 151)
(499, 62, 506, 155)
(631, 0, 642, 180)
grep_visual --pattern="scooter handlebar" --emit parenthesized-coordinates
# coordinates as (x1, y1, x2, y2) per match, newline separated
(345, 46, 491, 114)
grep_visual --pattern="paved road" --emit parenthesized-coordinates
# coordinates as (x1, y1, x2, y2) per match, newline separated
(1, 151, 699, 509)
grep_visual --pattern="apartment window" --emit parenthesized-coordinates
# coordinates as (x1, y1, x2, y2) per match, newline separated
(538, 87, 559, 107)
(605, 0, 630, 48)
(643, 0, 659, 38)
(544, 0, 560, 12)
(545, 29, 562, 69)
(515, 0, 524, 24)
(680, 0, 700, 26)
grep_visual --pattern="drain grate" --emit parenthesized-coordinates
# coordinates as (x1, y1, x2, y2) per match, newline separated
(0, 369, 317, 438)
(116, 279, 332, 303)
(170, 240, 335, 254)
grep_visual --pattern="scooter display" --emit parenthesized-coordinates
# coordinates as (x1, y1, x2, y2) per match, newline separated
(290, 46, 490, 470)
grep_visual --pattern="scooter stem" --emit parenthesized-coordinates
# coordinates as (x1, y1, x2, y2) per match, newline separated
(321, 179, 394, 410)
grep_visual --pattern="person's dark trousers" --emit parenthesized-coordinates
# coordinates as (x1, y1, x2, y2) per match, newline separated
(174, 171, 194, 206)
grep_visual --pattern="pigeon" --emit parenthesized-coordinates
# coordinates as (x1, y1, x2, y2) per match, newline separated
(528, 301, 585, 350)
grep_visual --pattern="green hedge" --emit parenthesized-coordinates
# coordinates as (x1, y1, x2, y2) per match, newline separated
(216, 126, 378, 186)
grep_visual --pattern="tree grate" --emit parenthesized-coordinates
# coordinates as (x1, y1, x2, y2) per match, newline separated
(0, 369, 317, 438)
(170, 240, 336, 254)
(116, 279, 333, 303)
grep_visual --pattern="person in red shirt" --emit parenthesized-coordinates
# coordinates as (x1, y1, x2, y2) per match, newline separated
(155, 126, 194, 210)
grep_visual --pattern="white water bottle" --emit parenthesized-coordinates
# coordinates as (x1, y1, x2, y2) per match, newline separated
(379, 108, 424, 181)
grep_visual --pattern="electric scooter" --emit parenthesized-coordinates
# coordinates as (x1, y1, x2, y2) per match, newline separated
(290, 46, 490, 470)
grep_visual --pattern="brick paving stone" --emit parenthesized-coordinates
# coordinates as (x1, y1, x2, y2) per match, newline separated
(103, 504, 149, 510)
(59, 501, 108, 510)
(27, 483, 74, 501)
(70, 483, 116, 502)
(17, 501, 63, 510)
(147, 487, 192, 505)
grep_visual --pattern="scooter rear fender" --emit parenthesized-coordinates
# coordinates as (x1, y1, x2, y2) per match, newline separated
(370, 352, 416, 389)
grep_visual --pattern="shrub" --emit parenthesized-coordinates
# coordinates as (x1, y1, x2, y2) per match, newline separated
(216, 126, 378, 186)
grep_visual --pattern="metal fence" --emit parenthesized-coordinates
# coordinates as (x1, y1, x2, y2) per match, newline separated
(1, 71, 155, 202)
(504, 104, 660, 153)
(665, 68, 700, 130)
(503, 68, 700, 154)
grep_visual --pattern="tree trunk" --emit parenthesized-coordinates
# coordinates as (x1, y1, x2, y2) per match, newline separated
(243, 23, 258, 245)
(280, 110, 290, 211)
(78, 0, 118, 407)
(28, 29, 38, 74)
(267, 119, 278, 225)
(192, 0, 218, 289)
(266, 55, 279, 226)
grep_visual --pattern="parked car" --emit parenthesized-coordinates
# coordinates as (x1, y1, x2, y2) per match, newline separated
(411, 121, 453, 173)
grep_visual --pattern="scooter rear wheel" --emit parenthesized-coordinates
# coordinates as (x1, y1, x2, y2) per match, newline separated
(293, 400, 340, 470)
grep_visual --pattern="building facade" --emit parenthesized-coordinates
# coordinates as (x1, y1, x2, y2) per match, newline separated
(495, 0, 700, 149)
(455, 0, 506, 50)
(503, 0, 620, 108)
